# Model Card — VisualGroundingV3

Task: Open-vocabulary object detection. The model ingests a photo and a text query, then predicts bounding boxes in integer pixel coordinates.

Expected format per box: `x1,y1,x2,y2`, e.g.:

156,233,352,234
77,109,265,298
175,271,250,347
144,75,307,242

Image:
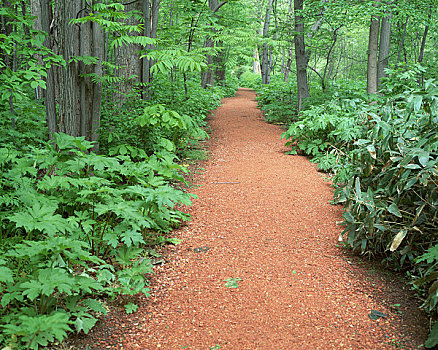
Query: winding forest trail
81,88,427,349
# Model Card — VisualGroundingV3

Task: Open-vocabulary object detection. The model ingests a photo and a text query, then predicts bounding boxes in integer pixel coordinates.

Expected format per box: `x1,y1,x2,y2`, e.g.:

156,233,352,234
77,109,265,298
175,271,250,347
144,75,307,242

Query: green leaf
426,322,438,348
75,315,98,334
0,266,14,284
387,202,402,217
224,277,242,288
124,302,138,314
82,299,108,315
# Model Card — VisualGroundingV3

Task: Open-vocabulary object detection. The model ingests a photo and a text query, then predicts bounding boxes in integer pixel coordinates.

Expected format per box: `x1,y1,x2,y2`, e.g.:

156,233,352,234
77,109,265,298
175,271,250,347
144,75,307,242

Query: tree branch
212,1,227,13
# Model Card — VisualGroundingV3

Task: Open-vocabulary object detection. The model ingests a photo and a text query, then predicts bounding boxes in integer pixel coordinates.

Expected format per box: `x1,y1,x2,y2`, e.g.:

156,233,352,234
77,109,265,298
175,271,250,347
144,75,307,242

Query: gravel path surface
78,88,428,349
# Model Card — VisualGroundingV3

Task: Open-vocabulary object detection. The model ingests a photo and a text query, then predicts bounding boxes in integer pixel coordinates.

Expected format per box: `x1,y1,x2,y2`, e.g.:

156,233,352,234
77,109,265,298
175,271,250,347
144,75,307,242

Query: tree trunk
396,16,408,65
201,0,227,89
39,0,57,138
294,0,309,111
366,2,380,95
142,0,160,98
261,0,273,85
377,13,391,87
253,46,261,74
113,1,143,104
56,0,104,150
418,6,432,64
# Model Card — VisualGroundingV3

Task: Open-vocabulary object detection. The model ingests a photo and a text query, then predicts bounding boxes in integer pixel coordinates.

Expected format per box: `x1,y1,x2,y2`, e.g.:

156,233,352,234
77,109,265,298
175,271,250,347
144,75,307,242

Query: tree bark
261,0,273,85
55,0,104,150
141,0,160,98
294,0,309,111
366,1,380,95
113,1,142,104
39,0,57,138
377,12,392,87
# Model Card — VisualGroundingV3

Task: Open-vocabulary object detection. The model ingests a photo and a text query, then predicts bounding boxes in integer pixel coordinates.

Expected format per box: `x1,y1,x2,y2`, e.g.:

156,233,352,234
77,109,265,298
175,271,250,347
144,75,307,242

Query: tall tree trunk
39,0,57,138
201,0,227,88
253,46,261,74
214,40,226,86
377,12,392,87
56,0,104,150
366,1,380,95
113,1,142,104
418,6,432,64
294,0,309,111
284,49,292,81
142,0,160,98
396,16,408,65
261,0,273,85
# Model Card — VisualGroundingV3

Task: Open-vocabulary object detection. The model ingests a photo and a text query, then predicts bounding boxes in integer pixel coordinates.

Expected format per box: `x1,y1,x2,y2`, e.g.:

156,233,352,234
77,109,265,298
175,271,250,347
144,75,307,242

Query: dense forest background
0,0,437,348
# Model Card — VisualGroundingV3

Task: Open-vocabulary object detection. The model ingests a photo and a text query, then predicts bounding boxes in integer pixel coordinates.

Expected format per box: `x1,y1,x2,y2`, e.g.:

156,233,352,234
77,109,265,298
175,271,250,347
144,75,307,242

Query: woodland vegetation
0,0,437,348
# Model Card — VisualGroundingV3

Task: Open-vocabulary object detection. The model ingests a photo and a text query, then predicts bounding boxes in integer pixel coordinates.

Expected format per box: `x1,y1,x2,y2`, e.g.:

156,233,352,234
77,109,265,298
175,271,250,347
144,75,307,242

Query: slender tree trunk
418,6,432,64
142,0,160,98
261,0,273,84
367,1,380,95
284,49,292,81
253,46,261,74
294,0,309,111
201,0,227,88
39,0,57,138
377,12,392,87
396,16,408,65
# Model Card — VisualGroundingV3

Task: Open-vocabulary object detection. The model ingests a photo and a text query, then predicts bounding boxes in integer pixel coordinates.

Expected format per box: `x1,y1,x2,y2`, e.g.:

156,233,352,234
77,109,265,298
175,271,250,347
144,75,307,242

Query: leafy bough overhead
0,133,194,349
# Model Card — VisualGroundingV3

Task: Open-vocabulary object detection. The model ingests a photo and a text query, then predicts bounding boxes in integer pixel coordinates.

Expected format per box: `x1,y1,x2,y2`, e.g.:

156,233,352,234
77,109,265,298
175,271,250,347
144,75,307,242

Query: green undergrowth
0,72,237,348
266,66,438,347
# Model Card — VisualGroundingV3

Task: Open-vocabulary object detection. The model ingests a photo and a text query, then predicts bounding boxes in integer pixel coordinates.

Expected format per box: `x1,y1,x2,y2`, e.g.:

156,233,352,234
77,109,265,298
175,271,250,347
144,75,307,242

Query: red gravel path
78,88,428,349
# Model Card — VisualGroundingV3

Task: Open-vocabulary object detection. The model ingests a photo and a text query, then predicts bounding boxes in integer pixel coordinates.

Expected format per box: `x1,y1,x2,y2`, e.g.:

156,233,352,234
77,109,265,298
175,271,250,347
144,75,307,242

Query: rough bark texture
377,13,392,87
294,0,309,111
367,6,380,95
113,1,142,104
56,0,104,150
261,0,273,85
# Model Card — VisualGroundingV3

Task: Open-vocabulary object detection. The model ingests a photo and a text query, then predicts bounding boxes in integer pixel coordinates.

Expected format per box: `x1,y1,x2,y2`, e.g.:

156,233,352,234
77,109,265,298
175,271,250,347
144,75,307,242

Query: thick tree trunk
377,13,392,87
261,0,273,85
113,1,143,104
56,0,104,150
294,0,309,111
366,4,380,95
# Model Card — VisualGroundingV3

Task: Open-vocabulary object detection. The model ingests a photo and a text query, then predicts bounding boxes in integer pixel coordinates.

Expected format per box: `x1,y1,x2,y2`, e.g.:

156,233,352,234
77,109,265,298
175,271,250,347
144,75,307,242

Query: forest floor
76,88,428,349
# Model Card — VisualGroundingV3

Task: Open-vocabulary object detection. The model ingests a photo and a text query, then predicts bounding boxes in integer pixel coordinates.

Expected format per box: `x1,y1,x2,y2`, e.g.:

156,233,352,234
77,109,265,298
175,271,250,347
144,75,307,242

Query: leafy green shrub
239,71,261,90
0,133,193,349
281,98,367,181
334,69,438,346
256,78,296,124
